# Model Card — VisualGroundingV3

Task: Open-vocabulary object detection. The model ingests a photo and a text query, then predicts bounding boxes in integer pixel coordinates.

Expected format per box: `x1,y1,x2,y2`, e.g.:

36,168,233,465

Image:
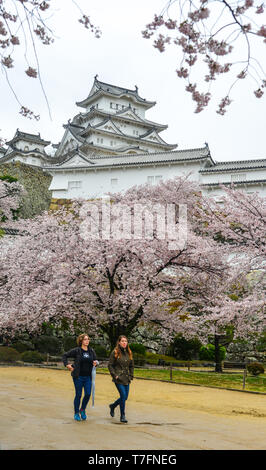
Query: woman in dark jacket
108,335,134,423
62,333,98,421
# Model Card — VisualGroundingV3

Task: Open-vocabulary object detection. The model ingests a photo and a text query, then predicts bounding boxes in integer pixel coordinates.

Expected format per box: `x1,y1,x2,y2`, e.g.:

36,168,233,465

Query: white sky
1,0,265,163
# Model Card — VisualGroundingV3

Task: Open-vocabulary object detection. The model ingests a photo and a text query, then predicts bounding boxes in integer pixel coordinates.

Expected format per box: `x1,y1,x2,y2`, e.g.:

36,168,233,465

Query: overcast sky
1,0,265,163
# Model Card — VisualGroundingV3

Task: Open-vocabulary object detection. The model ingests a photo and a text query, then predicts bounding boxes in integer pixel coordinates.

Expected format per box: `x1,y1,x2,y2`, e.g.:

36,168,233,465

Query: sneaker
74,413,81,421
80,409,87,420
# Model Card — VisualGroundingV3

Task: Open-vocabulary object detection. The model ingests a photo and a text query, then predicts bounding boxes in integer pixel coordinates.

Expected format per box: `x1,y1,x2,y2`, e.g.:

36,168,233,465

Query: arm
90,348,99,367
129,357,134,380
62,348,77,369
108,351,118,380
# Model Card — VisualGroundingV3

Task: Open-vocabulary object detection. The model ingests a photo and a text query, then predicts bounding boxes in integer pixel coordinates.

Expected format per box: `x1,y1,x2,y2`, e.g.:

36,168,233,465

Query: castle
1,76,265,200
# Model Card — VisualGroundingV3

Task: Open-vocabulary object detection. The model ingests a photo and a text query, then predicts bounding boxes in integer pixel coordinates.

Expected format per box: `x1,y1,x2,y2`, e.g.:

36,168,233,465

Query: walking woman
62,333,98,421
108,335,134,423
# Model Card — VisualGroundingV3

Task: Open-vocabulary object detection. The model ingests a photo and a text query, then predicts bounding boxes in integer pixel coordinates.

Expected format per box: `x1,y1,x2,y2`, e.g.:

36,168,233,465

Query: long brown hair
114,335,133,360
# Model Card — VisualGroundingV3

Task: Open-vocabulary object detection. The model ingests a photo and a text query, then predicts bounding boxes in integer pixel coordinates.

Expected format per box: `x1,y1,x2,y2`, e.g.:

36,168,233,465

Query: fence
130,360,249,390
165,362,248,390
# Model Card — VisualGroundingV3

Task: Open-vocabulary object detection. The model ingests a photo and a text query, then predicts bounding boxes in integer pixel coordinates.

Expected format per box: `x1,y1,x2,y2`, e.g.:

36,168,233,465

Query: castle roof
200,159,266,173
45,145,212,170
64,120,176,151
76,76,156,109
74,106,168,131
6,129,50,147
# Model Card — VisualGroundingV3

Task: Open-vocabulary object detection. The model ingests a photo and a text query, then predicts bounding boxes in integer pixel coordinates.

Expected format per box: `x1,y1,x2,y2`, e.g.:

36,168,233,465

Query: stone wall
0,161,52,219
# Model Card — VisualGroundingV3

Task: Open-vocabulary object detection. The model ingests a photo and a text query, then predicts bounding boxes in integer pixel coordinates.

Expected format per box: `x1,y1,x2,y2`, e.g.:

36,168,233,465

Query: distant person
108,335,134,423
62,334,98,421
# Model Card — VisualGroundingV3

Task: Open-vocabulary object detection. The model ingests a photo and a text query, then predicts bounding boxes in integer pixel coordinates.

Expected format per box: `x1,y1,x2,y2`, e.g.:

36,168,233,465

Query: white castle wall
49,161,202,199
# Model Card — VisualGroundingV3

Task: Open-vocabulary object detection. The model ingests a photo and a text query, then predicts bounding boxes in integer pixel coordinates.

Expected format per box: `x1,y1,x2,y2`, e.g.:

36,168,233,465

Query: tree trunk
214,334,223,373
103,324,128,350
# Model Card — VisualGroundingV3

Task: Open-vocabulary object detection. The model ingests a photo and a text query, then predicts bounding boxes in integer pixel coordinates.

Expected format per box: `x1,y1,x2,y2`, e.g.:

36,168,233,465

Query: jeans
73,376,92,414
113,383,130,416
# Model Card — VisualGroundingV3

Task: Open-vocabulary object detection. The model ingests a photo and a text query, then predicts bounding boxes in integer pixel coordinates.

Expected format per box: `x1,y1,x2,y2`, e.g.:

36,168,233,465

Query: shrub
90,343,109,358
0,346,21,362
21,351,44,363
199,344,226,361
168,334,202,360
145,352,178,365
63,336,77,351
247,362,265,376
129,343,146,356
34,335,62,355
11,340,34,353
132,353,146,366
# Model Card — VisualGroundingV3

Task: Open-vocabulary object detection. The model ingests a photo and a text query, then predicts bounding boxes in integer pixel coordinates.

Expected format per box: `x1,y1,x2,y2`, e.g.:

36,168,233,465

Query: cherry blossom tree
167,263,265,370
0,0,101,120
1,0,266,122
0,177,264,357
115,178,265,370
0,174,24,226
142,0,266,114
198,186,266,262
0,177,226,347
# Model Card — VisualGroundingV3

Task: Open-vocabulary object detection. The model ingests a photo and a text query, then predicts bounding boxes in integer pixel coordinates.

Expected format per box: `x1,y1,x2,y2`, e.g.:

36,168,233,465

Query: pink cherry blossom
0,177,264,356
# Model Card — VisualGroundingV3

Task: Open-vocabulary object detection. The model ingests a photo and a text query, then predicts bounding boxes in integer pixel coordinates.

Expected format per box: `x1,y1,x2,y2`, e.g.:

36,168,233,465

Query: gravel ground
1,366,266,450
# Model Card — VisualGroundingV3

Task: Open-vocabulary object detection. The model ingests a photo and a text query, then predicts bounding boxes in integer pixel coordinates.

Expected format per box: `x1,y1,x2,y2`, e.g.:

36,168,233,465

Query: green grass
98,367,266,394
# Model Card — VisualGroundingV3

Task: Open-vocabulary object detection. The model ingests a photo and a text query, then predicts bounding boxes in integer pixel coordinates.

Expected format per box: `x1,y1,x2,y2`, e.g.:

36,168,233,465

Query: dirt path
1,367,266,450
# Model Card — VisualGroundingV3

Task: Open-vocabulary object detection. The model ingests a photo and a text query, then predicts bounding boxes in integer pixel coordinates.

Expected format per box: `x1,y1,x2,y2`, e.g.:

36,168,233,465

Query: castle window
111,178,118,187
68,181,82,189
147,175,162,185
110,102,113,108
231,173,246,182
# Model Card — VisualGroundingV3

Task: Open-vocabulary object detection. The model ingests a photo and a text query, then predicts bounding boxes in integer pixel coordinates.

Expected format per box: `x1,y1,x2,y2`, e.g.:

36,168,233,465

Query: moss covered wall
0,162,52,219
49,198,73,211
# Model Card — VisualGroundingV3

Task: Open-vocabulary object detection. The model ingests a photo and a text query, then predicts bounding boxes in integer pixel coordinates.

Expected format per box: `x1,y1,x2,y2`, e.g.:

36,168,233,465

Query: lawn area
98,367,266,394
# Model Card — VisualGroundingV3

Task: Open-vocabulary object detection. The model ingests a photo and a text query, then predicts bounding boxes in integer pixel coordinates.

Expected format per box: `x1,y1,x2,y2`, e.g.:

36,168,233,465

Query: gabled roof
76,76,156,109
6,129,50,147
202,179,266,187
0,146,55,163
73,116,176,150
139,128,171,145
45,146,211,171
73,106,168,131
50,149,96,168
80,118,125,137
114,106,168,130
55,123,86,156
80,124,177,150
200,158,266,173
